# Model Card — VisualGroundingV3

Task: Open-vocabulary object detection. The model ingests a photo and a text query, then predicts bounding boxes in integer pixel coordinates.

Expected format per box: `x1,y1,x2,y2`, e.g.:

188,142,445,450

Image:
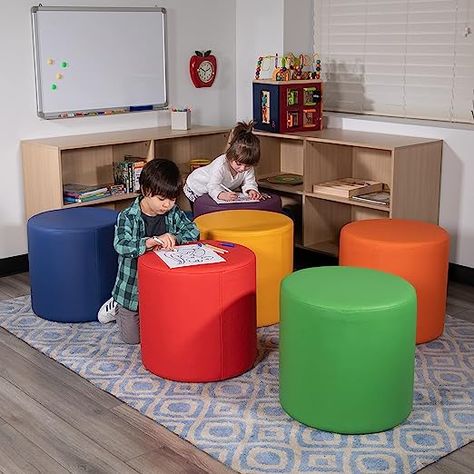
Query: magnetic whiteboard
31,6,168,119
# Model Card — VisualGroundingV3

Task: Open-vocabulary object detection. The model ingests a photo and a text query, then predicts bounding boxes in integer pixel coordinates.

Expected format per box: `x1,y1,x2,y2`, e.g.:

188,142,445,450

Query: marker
153,236,176,251
205,243,228,254
130,105,153,111
205,245,226,255
219,184,234,193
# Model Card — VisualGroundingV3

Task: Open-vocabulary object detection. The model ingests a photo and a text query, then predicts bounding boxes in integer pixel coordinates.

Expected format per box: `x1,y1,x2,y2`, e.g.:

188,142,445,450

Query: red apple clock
189,50,217,88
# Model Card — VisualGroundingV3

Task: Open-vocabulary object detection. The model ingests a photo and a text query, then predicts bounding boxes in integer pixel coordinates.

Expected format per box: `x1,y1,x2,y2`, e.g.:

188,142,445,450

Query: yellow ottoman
195,210,293,327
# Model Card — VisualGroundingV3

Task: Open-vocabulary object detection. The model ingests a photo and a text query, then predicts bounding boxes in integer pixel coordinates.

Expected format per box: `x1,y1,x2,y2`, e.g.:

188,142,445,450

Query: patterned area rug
0,295,473,474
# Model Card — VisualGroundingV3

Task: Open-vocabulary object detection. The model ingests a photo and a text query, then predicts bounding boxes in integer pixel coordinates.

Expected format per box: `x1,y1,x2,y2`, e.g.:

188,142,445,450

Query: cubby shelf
255,128,442,257
21,126,230,219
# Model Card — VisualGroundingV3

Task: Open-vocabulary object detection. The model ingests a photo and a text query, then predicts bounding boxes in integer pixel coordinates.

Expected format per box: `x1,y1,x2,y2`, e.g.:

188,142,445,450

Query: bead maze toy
253,52,323,134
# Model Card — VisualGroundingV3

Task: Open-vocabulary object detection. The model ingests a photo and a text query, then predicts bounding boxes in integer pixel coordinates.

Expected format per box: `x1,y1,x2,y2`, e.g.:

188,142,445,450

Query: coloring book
154,244,225,269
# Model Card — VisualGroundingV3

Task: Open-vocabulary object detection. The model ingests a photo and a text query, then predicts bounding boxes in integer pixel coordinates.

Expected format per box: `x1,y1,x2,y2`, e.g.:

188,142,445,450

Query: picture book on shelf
312,178,383,198
351,191,390,206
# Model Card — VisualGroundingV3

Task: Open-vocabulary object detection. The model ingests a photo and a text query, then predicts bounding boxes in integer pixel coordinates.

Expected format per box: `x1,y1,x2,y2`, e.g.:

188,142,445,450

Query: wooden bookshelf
255,128,442,257
21,126,230,219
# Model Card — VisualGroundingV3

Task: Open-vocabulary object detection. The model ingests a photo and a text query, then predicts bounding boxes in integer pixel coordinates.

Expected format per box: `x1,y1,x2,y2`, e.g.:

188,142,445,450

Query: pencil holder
171,110,191,130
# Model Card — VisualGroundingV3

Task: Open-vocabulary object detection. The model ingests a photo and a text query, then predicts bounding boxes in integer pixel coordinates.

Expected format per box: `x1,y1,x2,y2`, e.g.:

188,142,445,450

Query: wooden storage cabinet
21,126,230,219
256,129,442,257
256,134,304,195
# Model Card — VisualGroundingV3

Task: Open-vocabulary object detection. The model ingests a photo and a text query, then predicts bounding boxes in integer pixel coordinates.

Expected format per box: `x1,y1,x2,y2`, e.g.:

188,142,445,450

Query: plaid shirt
111,197,199,311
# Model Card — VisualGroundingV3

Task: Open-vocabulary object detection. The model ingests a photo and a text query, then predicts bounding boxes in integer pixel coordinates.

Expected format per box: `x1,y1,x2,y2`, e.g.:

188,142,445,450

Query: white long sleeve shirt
184,154,258,201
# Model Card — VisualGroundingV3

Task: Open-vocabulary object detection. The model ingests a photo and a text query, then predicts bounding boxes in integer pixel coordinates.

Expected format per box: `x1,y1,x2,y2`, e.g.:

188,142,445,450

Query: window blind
314,0,474,123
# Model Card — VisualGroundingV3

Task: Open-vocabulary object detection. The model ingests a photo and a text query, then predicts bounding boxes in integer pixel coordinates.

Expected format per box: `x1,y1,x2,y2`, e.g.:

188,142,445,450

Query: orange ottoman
339,219,449,344
138,241,257,382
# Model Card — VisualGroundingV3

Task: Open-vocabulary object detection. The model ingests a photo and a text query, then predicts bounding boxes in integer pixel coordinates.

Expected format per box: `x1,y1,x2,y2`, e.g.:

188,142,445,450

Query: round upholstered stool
280,266,416,434
138,241,257,382
195,210,293,327
27,207,118,323
192,192,282,219
339,219,449,344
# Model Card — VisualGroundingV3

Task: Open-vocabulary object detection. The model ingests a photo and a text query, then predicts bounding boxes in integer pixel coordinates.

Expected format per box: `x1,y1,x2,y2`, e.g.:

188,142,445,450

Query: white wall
0,0,236,259
236,0,314,121
326,114,474,268
236,0,284,121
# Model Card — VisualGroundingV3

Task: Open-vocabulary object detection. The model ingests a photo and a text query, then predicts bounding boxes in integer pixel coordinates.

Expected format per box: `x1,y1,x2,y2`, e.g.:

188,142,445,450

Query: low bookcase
255,128,442,256
21,126,230,219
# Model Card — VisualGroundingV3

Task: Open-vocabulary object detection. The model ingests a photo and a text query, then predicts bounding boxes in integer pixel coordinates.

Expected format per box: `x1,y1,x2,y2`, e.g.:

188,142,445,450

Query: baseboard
1,252,473,287
0,254,29,278
449,262,474,286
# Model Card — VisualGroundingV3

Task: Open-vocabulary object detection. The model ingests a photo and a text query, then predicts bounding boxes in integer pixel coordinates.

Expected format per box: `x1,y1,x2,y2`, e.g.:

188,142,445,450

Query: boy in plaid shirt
98,159,199,343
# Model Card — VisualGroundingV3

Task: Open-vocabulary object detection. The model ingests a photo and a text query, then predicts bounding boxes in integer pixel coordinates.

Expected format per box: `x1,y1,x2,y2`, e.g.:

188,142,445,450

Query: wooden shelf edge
62,192,139,209
305,192,391,212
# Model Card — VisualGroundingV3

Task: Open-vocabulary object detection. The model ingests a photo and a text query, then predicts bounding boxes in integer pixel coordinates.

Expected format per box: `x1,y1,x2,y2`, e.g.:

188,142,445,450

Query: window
314,0,474,123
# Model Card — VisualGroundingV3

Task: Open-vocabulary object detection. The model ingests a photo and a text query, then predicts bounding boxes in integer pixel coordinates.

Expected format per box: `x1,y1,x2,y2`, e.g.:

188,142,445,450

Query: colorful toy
253,79,323,133
255,52,322,81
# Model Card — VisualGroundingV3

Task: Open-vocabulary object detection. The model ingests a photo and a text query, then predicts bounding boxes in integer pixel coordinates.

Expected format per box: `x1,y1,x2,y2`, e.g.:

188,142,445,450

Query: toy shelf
21,126,230,218
256,128,442,257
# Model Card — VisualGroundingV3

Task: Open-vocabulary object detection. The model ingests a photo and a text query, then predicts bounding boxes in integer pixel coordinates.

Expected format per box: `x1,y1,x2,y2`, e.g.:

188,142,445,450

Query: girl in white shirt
184,121,262,202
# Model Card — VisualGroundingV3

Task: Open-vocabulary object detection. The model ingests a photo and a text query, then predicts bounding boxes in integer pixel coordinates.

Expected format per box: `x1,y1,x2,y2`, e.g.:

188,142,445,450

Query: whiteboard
31,6,168,119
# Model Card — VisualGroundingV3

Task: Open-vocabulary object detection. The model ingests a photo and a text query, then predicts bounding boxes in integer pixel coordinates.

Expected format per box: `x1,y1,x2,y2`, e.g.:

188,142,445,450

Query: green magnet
51,83,57,90
61,61,68,68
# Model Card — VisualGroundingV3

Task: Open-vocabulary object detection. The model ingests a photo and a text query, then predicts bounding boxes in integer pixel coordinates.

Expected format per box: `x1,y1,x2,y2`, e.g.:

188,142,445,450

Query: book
154,244,225,269
63,183,109,198
312,178,383,198
351,191,390,206
212,192,267,204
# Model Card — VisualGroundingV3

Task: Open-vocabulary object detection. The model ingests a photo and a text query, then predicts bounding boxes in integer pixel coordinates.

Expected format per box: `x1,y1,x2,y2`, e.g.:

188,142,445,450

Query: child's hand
247,189,262,200
155,233,176,250
218,191,238,201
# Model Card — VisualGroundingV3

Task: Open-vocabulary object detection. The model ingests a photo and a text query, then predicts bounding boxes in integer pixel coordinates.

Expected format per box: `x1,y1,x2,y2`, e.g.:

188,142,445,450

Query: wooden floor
0,273,472,473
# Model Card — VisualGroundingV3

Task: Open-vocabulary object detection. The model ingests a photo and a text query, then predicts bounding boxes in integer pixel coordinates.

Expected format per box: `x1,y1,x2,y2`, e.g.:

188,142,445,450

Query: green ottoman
280,266,416,434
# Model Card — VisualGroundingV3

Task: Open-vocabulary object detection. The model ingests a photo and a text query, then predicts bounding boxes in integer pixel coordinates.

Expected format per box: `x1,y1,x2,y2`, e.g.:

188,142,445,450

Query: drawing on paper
154,244,225,269
213,192,263,204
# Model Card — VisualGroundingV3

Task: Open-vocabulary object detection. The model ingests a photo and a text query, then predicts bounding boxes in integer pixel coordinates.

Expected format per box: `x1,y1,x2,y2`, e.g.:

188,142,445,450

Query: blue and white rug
0,295,473,473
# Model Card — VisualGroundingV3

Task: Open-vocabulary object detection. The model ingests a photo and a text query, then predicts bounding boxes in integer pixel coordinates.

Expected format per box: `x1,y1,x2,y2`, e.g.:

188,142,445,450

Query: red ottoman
193,192,282,218
138,241,257,382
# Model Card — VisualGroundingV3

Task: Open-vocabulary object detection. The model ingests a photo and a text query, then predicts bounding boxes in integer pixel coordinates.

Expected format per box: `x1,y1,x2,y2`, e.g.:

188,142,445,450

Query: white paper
212,192,261,204
154,244,225,269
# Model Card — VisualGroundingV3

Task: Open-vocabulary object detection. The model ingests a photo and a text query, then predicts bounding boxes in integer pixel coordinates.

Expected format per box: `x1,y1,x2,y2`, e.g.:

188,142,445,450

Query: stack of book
351,191,390,206
63,184,111,204
113,156,146,193
312,178,384,198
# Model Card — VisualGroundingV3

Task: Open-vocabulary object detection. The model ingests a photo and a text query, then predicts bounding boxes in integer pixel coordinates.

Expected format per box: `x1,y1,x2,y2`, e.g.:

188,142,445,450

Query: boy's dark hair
226,120,260,166
139,158,181,199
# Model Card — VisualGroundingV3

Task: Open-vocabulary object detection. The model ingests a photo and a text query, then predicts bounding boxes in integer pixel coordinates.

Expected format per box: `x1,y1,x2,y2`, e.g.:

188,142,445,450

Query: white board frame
31,5,168,119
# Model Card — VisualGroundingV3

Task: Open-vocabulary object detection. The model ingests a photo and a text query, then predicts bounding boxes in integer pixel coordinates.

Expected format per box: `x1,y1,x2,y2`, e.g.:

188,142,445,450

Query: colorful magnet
47,58,54,65
51,83,57,90
61,61,68,68
56,73,63,80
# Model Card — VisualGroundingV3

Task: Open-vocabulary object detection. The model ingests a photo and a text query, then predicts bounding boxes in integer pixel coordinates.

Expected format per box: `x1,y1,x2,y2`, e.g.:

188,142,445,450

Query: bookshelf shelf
305,192,391,212
21,126,230,219
256,128,442,257
62,192,140,209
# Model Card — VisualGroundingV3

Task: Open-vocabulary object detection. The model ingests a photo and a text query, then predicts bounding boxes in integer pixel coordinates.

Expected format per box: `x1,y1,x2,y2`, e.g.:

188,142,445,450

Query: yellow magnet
47,58,54,65
56,73,63,80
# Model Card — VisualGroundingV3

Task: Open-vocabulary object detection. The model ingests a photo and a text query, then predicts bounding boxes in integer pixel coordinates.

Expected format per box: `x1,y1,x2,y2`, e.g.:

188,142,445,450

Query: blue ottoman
27,208,118,322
